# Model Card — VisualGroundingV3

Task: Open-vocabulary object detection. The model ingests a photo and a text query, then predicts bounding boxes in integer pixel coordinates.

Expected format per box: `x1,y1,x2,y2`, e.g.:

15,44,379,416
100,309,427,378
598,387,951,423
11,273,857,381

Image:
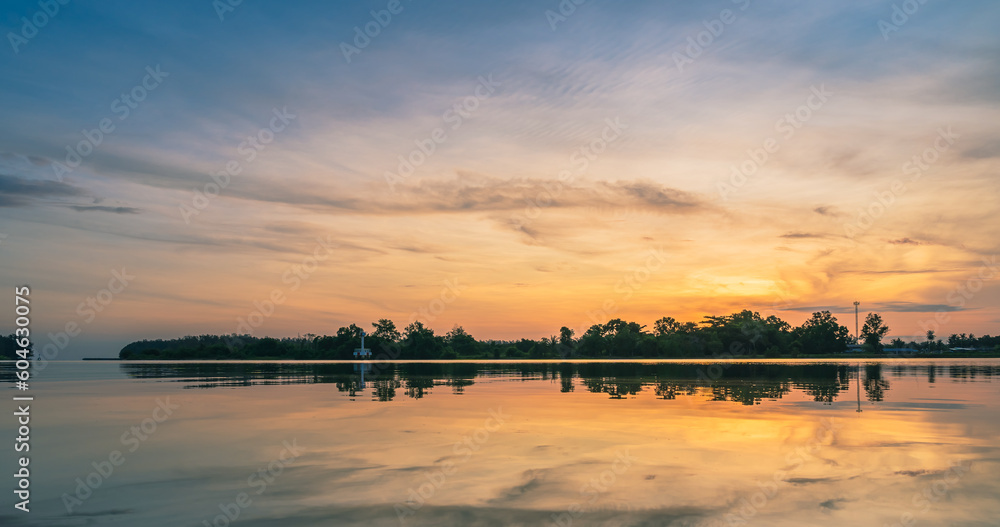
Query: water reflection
118,361,1000,405
3,360,998,527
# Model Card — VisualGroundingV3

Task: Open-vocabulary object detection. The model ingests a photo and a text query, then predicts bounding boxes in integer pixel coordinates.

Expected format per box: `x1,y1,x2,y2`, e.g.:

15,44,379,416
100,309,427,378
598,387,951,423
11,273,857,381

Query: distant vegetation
1,334,33,360
117,310,1000,360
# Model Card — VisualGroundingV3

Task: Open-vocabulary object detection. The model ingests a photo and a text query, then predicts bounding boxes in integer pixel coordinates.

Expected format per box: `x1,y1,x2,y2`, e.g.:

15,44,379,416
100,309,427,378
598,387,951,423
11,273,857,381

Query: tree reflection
559,363,575,393
654,383,697,400
115,361,1000,405
708,382,792,405
372,378,401,401
793,365,850,404
864,364,891,402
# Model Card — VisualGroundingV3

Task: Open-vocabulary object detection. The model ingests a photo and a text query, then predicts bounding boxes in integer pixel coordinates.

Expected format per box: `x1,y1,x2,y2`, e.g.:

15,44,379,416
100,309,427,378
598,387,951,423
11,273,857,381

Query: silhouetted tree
445,326,478,357
371,319,401,342
793,311,850,354
2,334,33,360
653,317,681,336
404,321,442,359
861,313,890,353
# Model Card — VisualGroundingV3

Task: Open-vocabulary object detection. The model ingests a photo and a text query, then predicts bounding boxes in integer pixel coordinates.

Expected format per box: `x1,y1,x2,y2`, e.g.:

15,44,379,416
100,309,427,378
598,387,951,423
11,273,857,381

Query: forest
113,310,1000,361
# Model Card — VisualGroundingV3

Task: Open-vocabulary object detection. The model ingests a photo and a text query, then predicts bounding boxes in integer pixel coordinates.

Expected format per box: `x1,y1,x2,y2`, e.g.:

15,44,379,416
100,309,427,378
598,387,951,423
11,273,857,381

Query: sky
1,0,998,357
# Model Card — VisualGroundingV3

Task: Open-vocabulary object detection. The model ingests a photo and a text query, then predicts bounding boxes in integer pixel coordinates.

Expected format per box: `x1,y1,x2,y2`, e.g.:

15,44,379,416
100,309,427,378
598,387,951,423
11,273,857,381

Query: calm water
2,359,999,526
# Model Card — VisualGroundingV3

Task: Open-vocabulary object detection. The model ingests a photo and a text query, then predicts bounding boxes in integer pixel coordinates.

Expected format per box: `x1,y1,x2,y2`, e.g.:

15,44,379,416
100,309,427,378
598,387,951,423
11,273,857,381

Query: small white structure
354,330,371,358
353,330,372,391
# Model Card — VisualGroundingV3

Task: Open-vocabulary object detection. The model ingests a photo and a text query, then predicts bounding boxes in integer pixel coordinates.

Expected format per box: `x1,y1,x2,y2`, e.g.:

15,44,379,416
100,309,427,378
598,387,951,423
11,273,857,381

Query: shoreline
53,352,1000,363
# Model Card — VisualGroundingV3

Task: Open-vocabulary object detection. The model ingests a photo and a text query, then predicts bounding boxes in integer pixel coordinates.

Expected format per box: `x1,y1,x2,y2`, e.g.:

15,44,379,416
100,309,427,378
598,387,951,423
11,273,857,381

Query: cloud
8,152,705,221
961,141,1000,160
597,180,704,210
380,174,707,216
0,173,86,207
0,159,134,214
819,498,849,510
872,302,965,313
489,469,547,505
787,477,839,485
783,305,851,313
888,238,921,245
895,469,933,477
390,243,444,254
813,206,839,217
202,503,714,527
69,205,141,214
786,302,966,314
781,232,828,239
845,269,954,275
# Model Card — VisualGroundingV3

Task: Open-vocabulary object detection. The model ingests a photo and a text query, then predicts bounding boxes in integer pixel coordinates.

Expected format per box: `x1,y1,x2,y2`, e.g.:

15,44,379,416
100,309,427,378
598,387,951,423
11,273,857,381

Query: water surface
2,359,998,526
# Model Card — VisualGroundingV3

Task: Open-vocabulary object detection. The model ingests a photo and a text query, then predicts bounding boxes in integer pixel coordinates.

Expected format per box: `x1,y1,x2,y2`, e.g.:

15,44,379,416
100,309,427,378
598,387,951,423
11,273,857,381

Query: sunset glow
1,1,998,356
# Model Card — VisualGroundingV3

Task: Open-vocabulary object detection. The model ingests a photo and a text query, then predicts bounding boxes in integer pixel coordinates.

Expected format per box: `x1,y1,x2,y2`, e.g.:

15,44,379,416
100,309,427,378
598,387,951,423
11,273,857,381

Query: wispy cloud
0,173,85,207
781,232,828,239
377,175,708,216
69,205,141,214
873,302,966,313
813,206,840,217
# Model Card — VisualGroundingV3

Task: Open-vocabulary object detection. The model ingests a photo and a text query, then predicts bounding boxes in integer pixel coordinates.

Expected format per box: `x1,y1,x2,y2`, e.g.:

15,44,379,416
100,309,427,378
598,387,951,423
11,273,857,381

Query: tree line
1,334,32,360
115,310,999,360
